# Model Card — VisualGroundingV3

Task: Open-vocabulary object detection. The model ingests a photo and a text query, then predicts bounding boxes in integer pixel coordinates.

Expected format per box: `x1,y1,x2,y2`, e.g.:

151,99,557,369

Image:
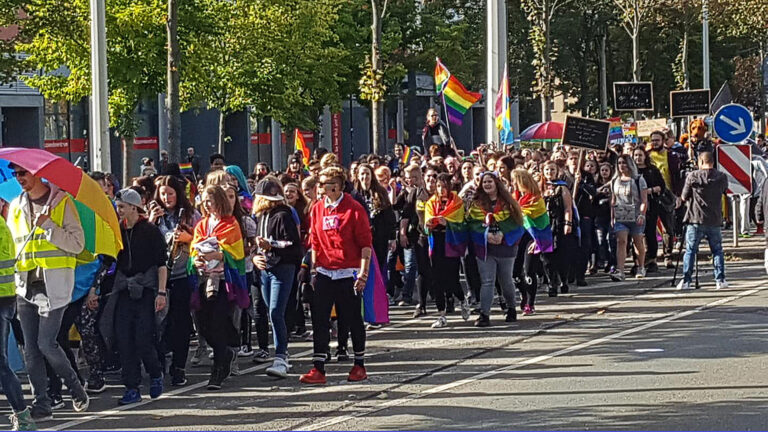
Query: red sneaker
299,368,326,384
757,225,764,235
347,365,368,382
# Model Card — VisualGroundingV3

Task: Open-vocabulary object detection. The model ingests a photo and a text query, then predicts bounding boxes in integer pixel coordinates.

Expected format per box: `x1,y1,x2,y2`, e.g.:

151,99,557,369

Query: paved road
5,259,768,431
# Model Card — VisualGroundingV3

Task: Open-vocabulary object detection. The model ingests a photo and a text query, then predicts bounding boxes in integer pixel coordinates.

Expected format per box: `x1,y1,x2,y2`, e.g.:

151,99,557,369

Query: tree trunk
682,30,690,90
632,1,641,81
541,9,552,122
166,0,181,164
599,33,608,117
218,111,226,155
122,136,134,187
370,1,385,155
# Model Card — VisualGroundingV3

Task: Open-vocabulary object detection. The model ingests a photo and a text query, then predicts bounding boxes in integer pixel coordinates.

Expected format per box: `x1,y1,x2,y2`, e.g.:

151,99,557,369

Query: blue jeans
260,263,295,358
595,217,615,267
683,224,725,283
476,254,516,315
0,300,26,412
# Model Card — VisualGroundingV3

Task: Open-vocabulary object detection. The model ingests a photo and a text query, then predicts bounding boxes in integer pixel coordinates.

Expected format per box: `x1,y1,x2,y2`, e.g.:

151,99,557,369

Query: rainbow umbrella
0,148,122,259
519,121,564,141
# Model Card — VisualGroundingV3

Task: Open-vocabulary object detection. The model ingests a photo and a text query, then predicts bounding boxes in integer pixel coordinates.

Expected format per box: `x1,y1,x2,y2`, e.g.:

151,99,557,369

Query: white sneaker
635,268,646,279
231,360,240,376
431,316,447,328
238,346,254,357
460,300,471,321
715,280,728,290
265,358,290,378
676,280,692,291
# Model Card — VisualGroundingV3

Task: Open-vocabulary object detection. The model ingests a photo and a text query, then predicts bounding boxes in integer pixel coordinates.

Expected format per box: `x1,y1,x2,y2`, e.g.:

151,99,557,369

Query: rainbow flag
435,59,481,126
467,201,524,261
362,251,389,324
401,145,413,165
188,215,250,310
518,193,554,254
494,65,514,145
425,191,467,258
434,57,451,93
179,162,193,175
295,129,310,169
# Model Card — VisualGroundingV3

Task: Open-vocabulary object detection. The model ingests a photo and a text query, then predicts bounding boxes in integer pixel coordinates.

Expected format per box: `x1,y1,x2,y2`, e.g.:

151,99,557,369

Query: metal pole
349,94,355,163
66,100,72,162
702,0,710,90
486,0,497,145
732,196,739,247
89,0,111,172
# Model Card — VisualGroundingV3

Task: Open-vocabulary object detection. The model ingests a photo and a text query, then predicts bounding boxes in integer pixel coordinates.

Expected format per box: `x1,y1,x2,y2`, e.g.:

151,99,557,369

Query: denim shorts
614,221,645,235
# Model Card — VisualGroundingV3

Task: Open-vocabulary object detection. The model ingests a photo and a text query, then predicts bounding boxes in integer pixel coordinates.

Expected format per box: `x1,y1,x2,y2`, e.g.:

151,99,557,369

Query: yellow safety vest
0,216,16,297
9,195,77,272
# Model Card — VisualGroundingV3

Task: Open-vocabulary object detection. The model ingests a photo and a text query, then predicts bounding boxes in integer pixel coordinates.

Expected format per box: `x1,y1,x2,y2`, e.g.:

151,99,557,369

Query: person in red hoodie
300,166,373,384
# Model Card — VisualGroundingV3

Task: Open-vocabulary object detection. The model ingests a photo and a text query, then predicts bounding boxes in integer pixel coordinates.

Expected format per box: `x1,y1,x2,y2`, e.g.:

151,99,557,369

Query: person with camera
677,152,729,291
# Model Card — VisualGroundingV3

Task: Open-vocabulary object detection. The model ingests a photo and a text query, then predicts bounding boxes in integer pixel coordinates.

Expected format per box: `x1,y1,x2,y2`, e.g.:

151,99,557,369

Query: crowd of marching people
1,110,763,430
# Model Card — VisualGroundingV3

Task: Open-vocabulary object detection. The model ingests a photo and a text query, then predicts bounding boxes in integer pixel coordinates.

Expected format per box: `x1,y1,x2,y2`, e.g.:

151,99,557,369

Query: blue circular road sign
714,104,754,144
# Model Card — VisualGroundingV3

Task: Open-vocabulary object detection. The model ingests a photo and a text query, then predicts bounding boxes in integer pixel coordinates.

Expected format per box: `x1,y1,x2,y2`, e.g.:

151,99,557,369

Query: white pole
486,0,507,145
89,0,111,172
702,0,710,90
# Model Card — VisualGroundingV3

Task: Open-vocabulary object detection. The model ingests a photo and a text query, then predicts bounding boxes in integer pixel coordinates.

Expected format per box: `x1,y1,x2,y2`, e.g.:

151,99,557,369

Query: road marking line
300,286,763,431
51,314,433,431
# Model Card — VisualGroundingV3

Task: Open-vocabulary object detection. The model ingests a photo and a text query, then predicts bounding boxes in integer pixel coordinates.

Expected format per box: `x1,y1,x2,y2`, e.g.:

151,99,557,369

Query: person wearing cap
300,166,372,385
286,154,306,183
111,188,168,405
7,163,90,421
252,178,302,378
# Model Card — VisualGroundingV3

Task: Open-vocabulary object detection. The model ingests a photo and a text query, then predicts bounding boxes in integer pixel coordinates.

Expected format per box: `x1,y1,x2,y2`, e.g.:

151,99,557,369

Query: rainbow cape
362,251,389,324
425,191,467,258
467,201,524,261
187,215,249,310
518,193,553,254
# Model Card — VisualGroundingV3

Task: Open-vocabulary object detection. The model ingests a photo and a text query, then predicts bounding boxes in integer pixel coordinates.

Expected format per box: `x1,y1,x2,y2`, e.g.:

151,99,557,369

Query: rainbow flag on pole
179,162,193,175
401,145,413,165
495,65,514,145
434,58,482,126
295,129,310,169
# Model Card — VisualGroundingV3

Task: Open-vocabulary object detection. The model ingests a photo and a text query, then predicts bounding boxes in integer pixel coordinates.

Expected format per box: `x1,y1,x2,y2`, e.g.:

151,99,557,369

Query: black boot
474,313,490,327
560,284,569,294
505,308,517,322
171,367,187,386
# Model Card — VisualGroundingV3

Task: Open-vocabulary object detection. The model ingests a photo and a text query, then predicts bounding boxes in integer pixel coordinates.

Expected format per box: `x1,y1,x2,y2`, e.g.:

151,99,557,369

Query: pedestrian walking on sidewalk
677,152,729,291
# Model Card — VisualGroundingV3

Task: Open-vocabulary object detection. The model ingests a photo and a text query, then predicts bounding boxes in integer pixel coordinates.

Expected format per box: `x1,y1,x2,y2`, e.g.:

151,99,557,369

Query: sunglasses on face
12,170,29,178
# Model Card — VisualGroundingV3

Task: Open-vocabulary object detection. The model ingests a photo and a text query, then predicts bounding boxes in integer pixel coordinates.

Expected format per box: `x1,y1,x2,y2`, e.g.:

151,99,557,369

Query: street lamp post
89,0,111,172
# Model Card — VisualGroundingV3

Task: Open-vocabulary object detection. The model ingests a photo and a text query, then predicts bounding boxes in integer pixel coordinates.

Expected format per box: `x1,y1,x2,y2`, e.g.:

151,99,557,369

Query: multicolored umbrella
0,148,122,259
519,121,564,141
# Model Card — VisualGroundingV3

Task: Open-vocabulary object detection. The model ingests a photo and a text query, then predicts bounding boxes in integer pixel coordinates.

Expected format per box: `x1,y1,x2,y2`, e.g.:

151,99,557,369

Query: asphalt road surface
5,259,768,431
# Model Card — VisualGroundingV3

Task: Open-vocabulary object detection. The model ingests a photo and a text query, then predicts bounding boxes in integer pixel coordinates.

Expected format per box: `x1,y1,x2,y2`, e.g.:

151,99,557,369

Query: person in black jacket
564,151,597,286
252,178,302,379
755,175,768,274
422,108,456,158
634,147,667,273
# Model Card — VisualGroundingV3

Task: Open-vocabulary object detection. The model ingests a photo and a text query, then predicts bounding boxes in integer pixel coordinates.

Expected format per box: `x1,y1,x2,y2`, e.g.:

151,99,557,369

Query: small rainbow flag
362,251,389,324
435,58,481,126
401,145,412,165
179,162,193,174
295,129,310,169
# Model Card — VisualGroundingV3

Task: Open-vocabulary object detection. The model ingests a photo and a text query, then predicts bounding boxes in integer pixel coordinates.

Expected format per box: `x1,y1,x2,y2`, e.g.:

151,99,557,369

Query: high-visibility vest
0,217,16,297
9,195,77,272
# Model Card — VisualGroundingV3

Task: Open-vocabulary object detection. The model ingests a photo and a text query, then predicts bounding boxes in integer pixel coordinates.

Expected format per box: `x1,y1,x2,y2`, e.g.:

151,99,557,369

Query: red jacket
310,193,372,270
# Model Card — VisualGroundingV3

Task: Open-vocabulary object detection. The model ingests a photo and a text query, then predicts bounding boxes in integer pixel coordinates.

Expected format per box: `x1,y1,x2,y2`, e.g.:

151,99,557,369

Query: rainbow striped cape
467,201,524,261
362,251,389,324
425,192,467,258
188,215,249,310
518,193,553,254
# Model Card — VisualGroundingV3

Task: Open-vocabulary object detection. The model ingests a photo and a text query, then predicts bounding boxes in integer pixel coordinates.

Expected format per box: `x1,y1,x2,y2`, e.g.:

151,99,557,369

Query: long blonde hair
512,169,541,197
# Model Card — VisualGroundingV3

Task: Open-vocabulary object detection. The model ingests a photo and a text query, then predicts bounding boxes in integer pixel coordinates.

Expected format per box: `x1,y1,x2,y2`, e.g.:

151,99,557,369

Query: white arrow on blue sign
713,103,754,144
